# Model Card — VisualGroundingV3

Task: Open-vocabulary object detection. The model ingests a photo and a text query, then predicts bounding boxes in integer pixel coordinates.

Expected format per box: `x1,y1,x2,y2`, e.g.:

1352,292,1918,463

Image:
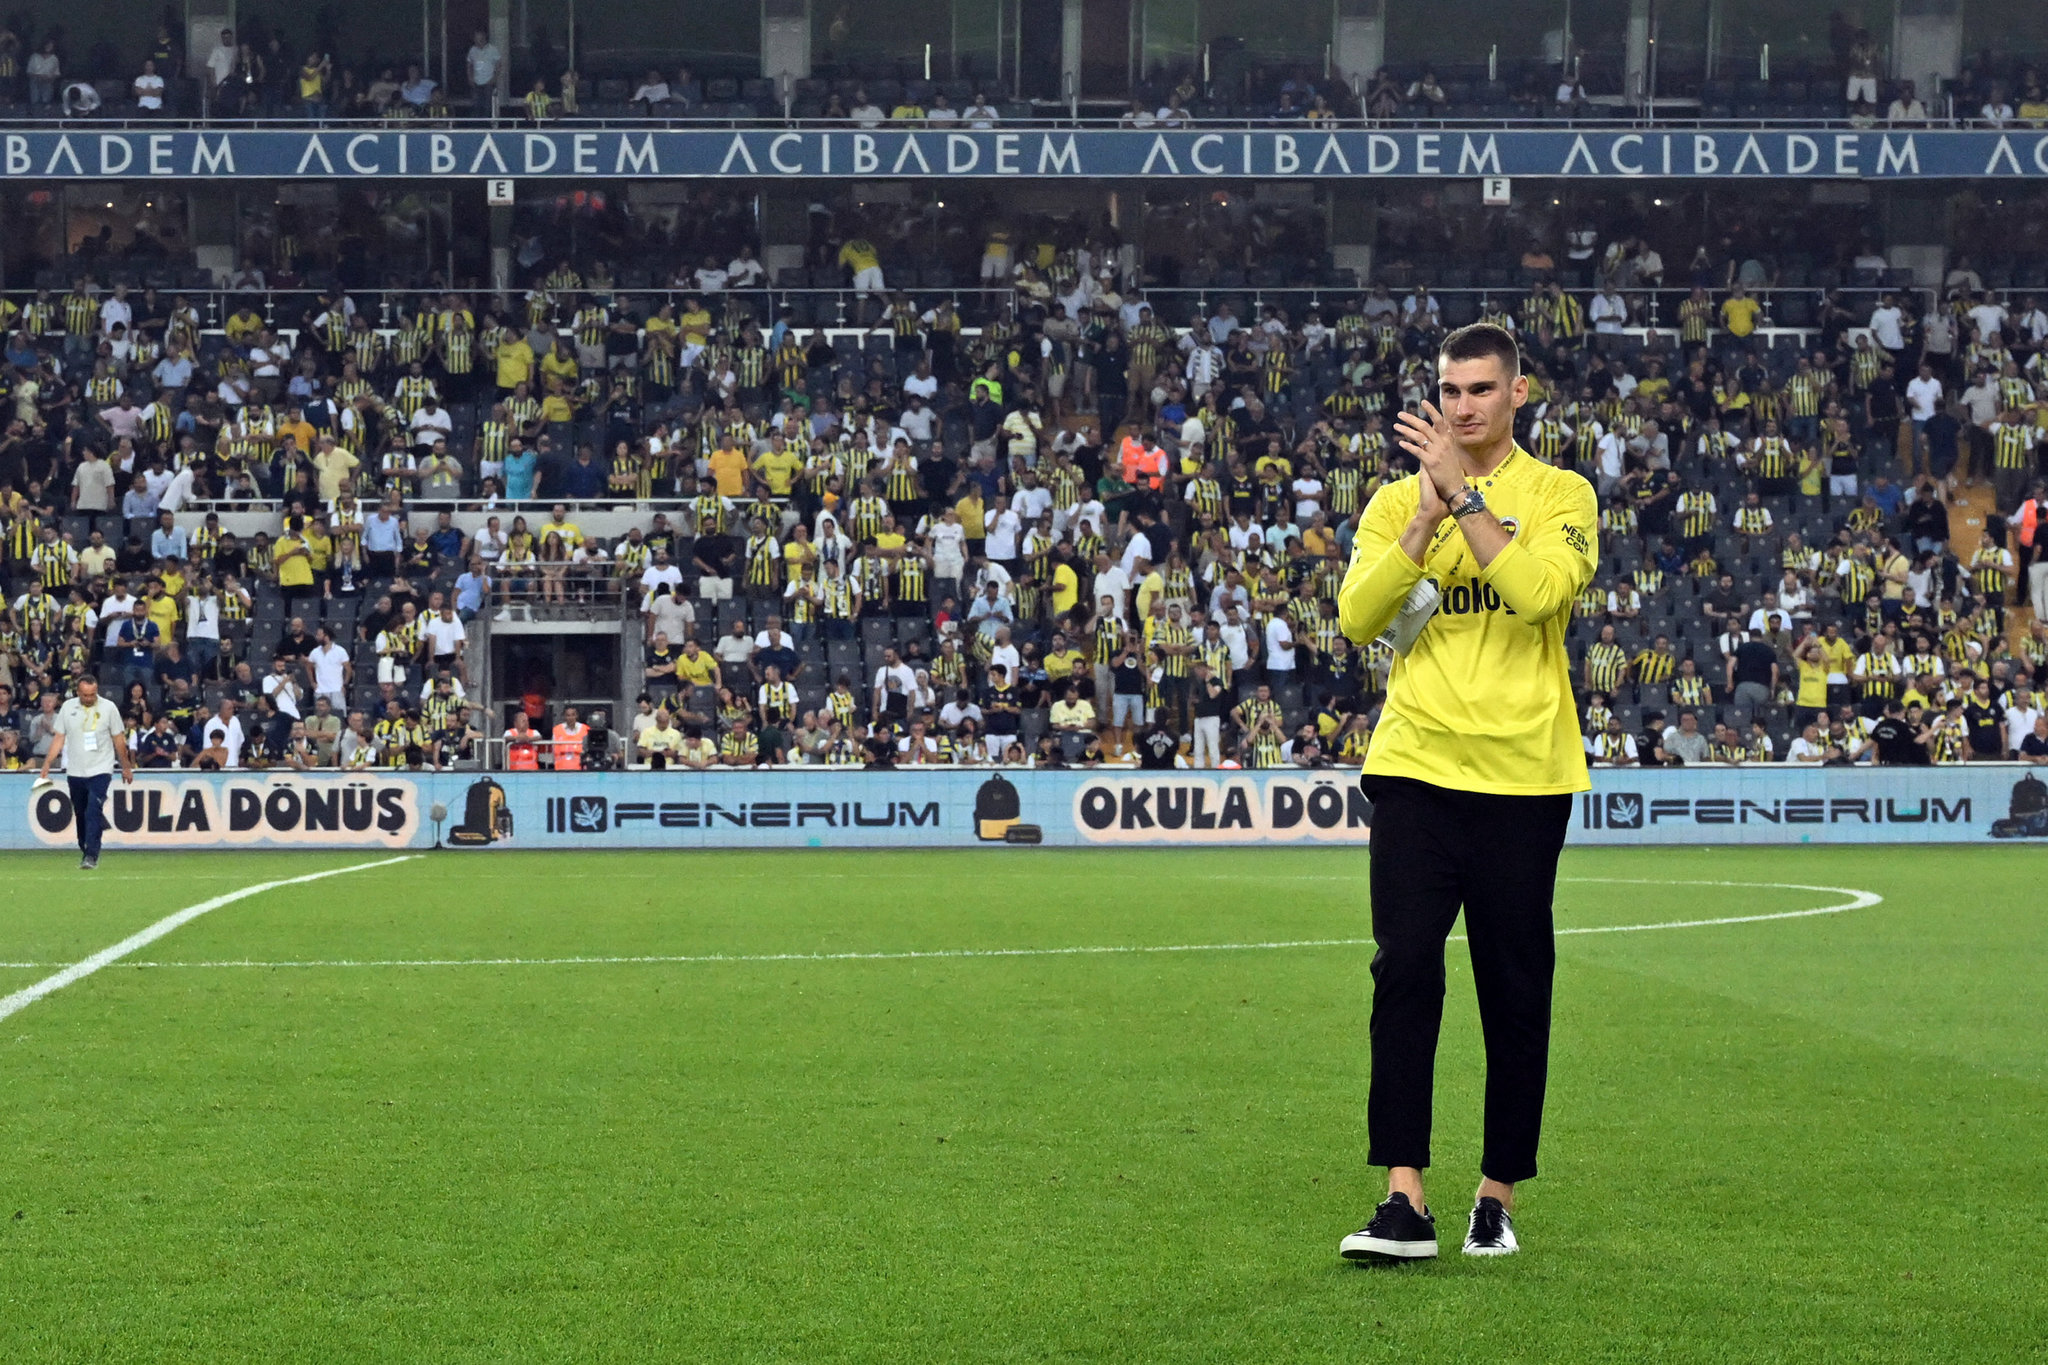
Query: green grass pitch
0,845,2042,1363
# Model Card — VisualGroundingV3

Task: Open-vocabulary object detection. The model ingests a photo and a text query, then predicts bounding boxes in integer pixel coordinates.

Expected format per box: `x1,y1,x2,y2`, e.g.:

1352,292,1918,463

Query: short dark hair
1439,322,1521,379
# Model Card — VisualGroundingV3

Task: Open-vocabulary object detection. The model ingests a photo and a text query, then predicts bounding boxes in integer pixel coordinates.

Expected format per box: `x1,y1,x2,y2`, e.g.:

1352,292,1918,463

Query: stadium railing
0,107,1988,132
20,286,1937,340
488,562,635,615
479,727,626,770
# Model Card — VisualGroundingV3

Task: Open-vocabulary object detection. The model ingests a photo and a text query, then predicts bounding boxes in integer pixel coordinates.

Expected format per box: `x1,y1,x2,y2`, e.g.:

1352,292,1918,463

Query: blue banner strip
5,766,2040,850
0,128,2039,180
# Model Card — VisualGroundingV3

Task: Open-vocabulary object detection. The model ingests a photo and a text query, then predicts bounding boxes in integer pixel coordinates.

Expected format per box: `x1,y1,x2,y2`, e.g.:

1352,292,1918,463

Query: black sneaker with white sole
1338,1192,1438,1262
1462,1196,1518,1256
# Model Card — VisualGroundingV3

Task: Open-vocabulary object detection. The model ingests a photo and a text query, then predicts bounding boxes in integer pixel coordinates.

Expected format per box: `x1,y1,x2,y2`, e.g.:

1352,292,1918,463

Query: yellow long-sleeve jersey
1338,448,1599,795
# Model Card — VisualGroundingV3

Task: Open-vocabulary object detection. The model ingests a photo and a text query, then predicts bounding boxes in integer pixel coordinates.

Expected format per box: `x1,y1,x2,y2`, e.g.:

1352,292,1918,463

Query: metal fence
0,107,1991,134
3,284,1938,336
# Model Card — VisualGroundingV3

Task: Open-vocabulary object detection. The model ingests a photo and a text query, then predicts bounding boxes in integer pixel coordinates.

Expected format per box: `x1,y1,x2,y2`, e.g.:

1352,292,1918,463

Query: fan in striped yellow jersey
1668,660,1714,706
1630,637,1677,689
5,509,42,566
1581,626,1629,695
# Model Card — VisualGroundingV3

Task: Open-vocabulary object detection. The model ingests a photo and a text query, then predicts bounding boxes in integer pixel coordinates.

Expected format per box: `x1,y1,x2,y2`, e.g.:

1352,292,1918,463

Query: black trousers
68,773,112,859
1363,775,1573,1185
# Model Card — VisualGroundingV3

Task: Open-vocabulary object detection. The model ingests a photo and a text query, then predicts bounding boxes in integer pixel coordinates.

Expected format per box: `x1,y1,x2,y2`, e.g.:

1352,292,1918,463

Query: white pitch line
0,856,417,1022
47,878,1878,972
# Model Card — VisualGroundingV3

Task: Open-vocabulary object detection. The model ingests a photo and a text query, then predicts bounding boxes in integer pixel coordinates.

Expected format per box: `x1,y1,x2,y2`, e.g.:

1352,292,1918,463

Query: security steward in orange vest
506,711,542,770
1120,432,1165,491
551,706,589,772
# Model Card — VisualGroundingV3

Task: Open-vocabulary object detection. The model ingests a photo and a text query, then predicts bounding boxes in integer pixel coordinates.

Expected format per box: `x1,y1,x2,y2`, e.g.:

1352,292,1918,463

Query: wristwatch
1448,486,1488,519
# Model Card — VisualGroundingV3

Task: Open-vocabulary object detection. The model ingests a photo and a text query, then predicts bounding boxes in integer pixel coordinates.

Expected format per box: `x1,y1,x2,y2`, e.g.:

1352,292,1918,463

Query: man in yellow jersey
1334,323,1597,1264
494,326,535,398
837,236,885,299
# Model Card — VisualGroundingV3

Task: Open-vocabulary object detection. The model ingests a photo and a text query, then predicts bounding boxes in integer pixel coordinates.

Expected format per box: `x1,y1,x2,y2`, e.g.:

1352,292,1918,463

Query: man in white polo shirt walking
37,675,135,870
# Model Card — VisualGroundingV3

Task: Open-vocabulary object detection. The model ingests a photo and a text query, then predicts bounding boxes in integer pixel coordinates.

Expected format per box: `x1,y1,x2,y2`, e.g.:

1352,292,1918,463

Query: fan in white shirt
2005,694,2042,758
1786,728,1827,763
158,464,197,513
133,64,166,110
1589,290,1630,333
263,665,304,720
1090,565,1131,618
1905,373,1943,422
99,592,139,645
726,253,765,288
410,403,455,450
639,559,684,594
1968,299,2010,341
471,522,509,563
202,709,247,768
1264,616,1297,674
984,505,1023,561
306,640,352,703
1290,475,1325,522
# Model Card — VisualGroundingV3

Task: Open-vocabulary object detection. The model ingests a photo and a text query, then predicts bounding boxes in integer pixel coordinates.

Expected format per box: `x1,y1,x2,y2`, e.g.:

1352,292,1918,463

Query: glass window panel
1570,0,1633,98
62,186,189,261
1714,0,1890,73
4,187,67,284
1385,0,1559,71
1962,3,2048,69
1649,0,1710,94
238,0,423,69
816,0,953,72
578,3,760,74
951,0,1004,90
1199,0,1329,68
1140,0,1202,82
512,0,575,86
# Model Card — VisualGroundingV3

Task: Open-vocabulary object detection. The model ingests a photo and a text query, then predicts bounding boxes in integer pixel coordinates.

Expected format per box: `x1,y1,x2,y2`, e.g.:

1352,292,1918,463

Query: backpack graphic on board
1989,775,2048,839
973,774,1041,843
448,777,514,846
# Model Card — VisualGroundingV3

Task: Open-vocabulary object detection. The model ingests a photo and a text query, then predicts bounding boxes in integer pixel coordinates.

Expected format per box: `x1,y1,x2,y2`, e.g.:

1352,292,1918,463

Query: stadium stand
0,6,2041,128
0,2,2045,777
3,188,2046,776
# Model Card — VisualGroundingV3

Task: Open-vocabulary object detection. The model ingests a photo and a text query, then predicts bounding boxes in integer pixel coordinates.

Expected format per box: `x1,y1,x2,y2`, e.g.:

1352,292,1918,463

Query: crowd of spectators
6,15,2048,128
1555,277,2048,767
1,196,2046,774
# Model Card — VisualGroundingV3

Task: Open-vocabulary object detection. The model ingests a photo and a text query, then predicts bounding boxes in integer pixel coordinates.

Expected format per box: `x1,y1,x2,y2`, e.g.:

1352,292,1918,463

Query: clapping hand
1394,400,1467,505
